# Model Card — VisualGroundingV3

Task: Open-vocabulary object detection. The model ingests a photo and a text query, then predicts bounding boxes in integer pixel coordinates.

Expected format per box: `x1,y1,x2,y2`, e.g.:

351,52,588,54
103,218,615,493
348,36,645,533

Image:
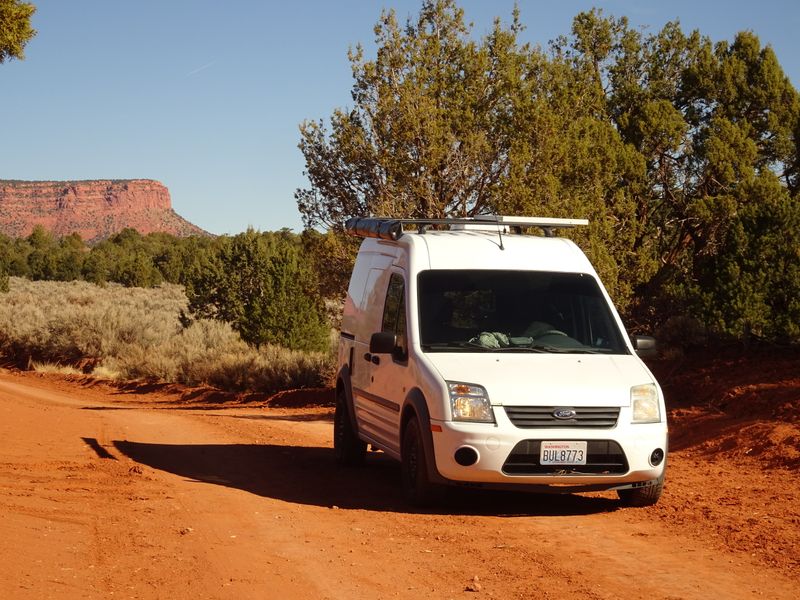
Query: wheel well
400,388,429,443
399,389,448,486
335,368,359,434
400,405,417,440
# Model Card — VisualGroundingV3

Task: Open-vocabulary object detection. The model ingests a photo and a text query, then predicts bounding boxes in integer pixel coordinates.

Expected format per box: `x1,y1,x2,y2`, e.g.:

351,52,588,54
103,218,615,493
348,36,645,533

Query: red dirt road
0,369,797,600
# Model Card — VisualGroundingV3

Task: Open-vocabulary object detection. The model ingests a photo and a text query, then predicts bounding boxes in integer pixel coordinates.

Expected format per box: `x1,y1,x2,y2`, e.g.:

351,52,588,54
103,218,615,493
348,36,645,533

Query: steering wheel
536,329,568,337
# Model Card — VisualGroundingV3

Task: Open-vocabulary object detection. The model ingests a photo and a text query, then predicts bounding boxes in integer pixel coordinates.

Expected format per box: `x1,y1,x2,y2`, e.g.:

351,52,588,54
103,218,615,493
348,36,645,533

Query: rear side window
381,273,408,361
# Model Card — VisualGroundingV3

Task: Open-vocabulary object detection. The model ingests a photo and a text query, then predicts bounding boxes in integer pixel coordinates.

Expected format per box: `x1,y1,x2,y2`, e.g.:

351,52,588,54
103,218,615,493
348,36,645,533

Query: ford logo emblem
553,408,577,420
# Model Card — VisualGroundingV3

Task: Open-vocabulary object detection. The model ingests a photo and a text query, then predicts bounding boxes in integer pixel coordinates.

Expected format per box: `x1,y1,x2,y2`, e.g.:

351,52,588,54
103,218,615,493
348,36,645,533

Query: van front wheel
401,416,444,506
334,390,366,466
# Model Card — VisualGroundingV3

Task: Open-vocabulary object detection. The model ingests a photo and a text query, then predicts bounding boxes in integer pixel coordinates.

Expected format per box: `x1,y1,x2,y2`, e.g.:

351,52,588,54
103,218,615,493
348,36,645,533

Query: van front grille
505,406,619,429
502,440,628,475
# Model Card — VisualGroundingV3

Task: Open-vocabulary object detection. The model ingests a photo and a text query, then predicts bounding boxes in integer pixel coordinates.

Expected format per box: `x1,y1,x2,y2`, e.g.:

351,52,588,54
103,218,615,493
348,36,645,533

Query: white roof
372,230,596,275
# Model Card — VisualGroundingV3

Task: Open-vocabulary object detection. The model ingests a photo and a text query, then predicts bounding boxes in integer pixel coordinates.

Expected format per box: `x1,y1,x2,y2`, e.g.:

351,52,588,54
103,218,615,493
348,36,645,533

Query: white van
335,216,666,506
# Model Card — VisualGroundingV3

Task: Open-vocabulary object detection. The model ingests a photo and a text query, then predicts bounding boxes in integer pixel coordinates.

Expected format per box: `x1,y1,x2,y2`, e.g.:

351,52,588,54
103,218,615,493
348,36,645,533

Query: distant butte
0,179,209,242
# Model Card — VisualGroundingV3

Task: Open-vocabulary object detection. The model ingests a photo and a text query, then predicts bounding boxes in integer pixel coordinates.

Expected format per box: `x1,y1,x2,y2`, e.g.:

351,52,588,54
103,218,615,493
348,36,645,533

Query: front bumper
430,405,667,491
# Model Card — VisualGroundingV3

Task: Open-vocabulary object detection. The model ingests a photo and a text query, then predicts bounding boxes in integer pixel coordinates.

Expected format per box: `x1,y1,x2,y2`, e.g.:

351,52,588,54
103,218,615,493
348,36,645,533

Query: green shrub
186,229,331,352
0,278,333,393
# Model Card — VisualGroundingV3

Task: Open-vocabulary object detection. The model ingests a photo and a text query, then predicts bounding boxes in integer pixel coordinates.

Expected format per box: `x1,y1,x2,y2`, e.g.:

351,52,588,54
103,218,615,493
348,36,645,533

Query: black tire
617,476,664,507
401,416,444,506
334,389,366,466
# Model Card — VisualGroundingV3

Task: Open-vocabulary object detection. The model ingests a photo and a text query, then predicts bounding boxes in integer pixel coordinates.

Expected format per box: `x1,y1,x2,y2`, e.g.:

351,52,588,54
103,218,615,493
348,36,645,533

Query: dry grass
31,362,83,376
0,278,333,394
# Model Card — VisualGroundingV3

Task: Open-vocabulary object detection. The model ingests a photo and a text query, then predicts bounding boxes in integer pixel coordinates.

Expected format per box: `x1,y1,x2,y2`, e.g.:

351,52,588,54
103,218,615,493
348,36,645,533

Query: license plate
540,441,587,465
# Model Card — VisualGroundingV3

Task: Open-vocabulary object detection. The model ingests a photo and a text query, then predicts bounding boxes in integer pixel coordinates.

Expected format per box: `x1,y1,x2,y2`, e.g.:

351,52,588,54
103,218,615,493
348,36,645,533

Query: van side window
381,273,408,361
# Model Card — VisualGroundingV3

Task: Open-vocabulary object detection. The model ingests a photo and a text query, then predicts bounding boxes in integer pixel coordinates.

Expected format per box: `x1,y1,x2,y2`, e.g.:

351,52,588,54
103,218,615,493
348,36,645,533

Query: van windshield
418,270,629,354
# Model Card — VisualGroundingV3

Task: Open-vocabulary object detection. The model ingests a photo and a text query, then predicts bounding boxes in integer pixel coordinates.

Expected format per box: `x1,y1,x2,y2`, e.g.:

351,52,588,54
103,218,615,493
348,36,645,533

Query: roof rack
344,215,589,240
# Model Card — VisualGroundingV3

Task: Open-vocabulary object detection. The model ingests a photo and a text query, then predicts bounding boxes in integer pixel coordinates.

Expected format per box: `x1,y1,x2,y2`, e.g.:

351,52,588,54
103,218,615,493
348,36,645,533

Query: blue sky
2,1,798,235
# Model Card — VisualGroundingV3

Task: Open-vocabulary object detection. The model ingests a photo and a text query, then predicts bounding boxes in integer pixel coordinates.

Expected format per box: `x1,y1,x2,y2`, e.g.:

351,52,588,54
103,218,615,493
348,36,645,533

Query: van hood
423,353,654,407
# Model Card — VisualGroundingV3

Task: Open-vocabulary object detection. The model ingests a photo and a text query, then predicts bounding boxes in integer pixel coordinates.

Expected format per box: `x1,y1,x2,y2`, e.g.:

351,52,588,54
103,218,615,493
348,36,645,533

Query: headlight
448,382,494,423
631,384,661,423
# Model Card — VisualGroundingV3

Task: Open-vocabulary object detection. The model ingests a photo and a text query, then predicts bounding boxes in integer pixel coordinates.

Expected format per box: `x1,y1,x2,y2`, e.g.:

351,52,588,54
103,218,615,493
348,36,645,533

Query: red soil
0,346,797,598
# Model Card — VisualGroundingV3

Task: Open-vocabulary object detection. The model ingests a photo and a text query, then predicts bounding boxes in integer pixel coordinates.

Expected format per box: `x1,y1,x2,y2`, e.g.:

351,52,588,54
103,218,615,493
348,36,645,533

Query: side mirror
370,331,397,354
633,335,658,359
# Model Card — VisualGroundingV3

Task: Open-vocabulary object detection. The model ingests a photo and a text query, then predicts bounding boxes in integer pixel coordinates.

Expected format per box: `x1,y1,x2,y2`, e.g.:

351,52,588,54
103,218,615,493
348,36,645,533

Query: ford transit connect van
335,215,666,506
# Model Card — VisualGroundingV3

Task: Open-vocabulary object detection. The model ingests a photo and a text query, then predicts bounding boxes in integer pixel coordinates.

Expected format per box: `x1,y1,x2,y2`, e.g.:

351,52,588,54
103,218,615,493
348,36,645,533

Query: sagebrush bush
0,278,333,394
0,278,187,365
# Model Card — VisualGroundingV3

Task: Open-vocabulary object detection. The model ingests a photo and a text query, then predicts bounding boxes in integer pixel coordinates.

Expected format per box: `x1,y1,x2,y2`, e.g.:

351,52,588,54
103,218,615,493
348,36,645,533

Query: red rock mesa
0,179,208,242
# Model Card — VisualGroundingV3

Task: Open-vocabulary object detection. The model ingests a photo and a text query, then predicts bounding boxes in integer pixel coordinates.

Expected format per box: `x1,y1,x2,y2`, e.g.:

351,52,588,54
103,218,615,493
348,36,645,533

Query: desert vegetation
2,0,799,395
297,0,800,344
0,226,331,352
0,277,333,393
0,226,335,392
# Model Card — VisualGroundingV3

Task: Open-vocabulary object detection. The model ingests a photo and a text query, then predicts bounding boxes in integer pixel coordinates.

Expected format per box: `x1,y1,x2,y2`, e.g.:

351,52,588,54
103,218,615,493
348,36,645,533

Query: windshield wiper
482,346,550,353
528,345,606,354
422,342,492,352
423,342,609,354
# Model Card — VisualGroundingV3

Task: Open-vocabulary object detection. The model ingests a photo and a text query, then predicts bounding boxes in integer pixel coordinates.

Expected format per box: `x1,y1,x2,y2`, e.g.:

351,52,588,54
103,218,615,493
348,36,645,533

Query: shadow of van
113,439,619,517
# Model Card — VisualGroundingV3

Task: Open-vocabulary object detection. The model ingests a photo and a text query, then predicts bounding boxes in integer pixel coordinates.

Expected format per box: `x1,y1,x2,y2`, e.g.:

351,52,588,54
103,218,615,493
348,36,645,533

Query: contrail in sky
185,60,218,77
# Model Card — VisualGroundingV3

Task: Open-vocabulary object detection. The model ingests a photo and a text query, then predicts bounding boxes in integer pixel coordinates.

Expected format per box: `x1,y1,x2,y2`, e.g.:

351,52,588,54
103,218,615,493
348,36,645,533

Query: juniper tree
0,0,35,64
186,230,330,352
297,1,800,340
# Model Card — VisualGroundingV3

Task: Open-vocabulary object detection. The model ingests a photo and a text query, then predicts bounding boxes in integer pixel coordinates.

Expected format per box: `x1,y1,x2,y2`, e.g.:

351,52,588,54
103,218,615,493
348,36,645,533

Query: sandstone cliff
0,179,208,242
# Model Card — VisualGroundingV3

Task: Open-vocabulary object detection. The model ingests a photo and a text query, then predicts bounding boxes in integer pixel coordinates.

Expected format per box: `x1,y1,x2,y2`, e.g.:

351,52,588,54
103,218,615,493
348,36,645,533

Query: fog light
650,448,665,466
454,446,479,466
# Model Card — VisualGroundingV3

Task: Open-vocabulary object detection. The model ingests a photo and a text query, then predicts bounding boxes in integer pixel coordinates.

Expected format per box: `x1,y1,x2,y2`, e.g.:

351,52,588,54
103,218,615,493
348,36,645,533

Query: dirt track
0,369,797,599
